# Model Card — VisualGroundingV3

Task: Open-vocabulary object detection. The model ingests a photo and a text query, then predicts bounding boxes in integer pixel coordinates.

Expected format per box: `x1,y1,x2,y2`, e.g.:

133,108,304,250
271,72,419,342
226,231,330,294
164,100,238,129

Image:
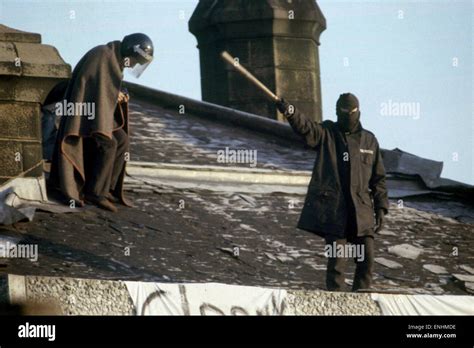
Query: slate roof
1,87,473,295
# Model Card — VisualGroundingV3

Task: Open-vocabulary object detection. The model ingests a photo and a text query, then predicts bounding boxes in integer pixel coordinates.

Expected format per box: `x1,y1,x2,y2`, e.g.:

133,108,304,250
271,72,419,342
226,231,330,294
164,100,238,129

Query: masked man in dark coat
277,93,389,292
50,33,154,212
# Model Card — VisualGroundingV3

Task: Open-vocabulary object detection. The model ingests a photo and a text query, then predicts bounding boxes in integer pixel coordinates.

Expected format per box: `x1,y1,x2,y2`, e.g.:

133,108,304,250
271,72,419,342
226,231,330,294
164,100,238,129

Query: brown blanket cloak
50,41,130,206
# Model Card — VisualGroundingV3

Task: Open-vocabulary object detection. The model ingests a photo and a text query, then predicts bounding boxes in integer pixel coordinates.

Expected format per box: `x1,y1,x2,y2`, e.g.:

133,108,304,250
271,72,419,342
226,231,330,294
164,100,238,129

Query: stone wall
0,24,70,185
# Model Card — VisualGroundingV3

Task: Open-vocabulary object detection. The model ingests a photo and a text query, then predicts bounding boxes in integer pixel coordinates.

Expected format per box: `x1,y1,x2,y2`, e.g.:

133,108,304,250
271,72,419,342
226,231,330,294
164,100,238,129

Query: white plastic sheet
0,177,82,225
0,191,36,225
371,293,474,315
0,177,46,225
125,281,287,315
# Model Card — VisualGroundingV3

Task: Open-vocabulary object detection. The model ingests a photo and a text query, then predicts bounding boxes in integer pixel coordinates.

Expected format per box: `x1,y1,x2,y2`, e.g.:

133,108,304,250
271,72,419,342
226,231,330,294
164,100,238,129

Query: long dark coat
49,41,130,206
287,109,389,239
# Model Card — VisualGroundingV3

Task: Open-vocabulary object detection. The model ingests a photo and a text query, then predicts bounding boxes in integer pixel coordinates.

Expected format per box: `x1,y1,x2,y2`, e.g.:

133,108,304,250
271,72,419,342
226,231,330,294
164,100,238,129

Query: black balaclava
336,93,361,133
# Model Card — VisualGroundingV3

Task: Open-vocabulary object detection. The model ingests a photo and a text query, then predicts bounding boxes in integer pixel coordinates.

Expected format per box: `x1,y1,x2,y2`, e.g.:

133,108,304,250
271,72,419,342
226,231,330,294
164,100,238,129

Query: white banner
371,294,474,315
125,281,288,316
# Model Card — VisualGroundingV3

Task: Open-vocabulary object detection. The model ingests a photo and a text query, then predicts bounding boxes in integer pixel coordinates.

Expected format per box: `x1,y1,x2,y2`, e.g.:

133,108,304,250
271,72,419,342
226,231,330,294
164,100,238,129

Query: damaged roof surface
1,96,473,296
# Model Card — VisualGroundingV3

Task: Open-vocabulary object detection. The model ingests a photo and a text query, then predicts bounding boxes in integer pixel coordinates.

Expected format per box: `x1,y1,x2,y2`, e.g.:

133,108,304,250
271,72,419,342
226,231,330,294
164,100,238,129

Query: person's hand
118,91,129,104
276,98,295,116
374,209,385,234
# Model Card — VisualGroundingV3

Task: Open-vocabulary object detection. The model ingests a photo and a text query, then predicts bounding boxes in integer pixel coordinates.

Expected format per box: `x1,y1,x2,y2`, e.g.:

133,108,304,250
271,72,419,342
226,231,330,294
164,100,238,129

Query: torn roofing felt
382,148,443,187
381,148,473,201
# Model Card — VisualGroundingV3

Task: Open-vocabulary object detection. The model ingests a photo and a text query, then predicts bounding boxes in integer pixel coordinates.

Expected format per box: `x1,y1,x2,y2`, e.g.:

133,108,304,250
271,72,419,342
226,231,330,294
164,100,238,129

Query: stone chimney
189,0,326,122
0,24,70,186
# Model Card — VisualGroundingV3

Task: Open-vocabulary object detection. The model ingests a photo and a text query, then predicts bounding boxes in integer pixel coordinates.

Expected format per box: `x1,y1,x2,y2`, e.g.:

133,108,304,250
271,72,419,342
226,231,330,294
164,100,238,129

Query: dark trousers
84,129,129,199
41,109,58,161
325,235,374,292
